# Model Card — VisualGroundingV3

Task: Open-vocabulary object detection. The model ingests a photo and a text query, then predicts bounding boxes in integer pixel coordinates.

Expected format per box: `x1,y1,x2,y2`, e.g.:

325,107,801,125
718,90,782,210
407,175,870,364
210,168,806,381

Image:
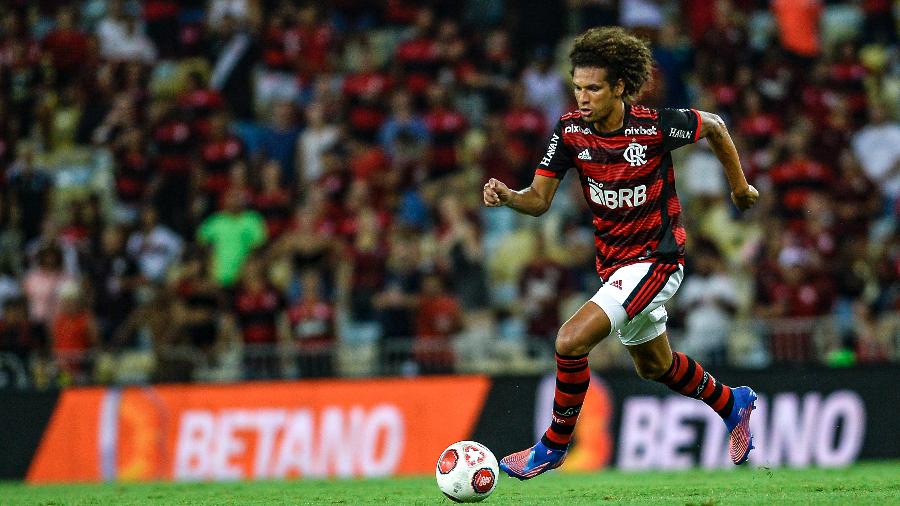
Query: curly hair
569,27,653,101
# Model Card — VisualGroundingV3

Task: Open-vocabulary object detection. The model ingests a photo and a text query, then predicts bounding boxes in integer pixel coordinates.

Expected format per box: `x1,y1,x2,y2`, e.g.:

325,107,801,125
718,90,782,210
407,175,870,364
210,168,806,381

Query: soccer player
483,27,760,479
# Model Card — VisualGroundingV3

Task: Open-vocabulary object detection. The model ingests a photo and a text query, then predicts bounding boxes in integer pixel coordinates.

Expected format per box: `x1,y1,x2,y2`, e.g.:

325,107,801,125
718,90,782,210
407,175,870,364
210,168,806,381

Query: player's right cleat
725,386,757,465
498,441,567,480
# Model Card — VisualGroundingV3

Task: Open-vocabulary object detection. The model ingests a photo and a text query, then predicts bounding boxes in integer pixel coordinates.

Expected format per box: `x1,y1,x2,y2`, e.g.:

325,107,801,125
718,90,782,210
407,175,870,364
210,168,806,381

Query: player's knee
634,357,669,380
555,323,590,356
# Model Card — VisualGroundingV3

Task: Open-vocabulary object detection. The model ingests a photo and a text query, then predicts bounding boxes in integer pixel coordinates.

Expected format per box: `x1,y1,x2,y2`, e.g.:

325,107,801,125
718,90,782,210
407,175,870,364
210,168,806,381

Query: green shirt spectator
197,190,267,286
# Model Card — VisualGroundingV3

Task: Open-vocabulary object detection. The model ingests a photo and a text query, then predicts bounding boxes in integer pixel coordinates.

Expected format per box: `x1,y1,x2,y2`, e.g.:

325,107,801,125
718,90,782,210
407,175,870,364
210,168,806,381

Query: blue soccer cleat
499,440,568,480
725,386,757,465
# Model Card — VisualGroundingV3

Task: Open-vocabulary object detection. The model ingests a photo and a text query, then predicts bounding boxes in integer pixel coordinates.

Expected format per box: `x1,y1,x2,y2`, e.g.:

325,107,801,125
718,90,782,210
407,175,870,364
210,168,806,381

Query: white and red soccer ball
435,441,499,502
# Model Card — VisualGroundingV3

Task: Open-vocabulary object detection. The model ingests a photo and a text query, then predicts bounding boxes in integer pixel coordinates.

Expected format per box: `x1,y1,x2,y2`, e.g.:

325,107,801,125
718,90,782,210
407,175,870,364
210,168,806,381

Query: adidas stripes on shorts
588,261,684,346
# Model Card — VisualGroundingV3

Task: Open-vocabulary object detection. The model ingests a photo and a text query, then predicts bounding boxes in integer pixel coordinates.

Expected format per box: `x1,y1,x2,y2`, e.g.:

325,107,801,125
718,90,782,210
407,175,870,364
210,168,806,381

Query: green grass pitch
2,461,898,505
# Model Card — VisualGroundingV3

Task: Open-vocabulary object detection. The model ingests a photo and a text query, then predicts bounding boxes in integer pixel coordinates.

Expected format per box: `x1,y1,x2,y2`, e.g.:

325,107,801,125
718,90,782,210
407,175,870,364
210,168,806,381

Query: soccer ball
435,440,499,503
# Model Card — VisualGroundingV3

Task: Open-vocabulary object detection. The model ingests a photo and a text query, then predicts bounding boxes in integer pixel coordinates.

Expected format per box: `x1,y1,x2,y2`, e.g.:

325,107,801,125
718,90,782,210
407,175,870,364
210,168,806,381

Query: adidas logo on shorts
610,280,623,289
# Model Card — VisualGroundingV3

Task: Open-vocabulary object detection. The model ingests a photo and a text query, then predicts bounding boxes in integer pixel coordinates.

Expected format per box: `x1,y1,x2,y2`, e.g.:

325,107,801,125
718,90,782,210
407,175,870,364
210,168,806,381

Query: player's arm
483,174,561,217
696,110,758,211
484,121,571,216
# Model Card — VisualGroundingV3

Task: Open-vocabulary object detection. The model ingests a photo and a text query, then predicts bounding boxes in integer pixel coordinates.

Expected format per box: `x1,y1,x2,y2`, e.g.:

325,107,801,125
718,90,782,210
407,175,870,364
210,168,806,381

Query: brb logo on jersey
564,124,591,135
623,142,648,166
587,177,647,209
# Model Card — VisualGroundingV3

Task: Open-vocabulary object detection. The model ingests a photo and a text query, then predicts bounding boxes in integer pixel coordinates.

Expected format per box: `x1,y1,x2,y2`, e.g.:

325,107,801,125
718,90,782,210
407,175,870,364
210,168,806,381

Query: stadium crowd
0,0,897,387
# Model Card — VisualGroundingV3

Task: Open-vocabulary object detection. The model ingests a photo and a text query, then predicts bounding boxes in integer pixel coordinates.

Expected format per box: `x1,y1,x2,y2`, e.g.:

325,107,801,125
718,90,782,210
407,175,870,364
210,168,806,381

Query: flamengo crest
623,142,647,166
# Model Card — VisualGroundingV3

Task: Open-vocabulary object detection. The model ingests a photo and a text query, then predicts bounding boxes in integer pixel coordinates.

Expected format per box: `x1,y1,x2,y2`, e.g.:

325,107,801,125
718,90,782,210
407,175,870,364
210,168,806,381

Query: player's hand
731,184,759,211
483,178,512,207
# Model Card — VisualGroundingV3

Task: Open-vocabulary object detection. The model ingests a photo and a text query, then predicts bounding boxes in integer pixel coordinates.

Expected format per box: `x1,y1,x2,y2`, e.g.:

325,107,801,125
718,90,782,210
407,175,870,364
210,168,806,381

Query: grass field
3,461,898,505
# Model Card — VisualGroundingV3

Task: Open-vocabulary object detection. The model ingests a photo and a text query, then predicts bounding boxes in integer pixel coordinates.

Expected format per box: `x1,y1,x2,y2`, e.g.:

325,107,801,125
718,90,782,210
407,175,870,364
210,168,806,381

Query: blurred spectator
233,256,284,379
676,240,739,368
199,111,244,201
831,150,881,240
166,250,226,380
291,3,335,82
142,0,180,58
111,126,152,217
758,249,834,363
207,13,258,120
379,90,429,159
126,206,184,284
86,225,142,344
503,83,547,160
7,144,51,242
197,188,267,287
0,194,24,279
652,21,693,108
208,0,260,31
414,274,461,374
0,297,46,370
394,8,439,96
42,7,91,83
424,84,468,180
342,206,388,324
297,101,340,188
436,195,489,312
851,103,900,203
150,103,194,235
256,101,301,185
270,197,340,295
768,128,833,223
253,160,292,239
285,269,336,378
771,0,822,64
23,245,75,327
96,3,158,63
518,235,572,348
521,47,567,134
373,232,423,375
51,280,98,383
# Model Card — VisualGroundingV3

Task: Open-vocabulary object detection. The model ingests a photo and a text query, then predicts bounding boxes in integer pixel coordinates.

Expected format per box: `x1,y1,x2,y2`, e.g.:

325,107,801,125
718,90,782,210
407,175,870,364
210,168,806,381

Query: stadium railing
5,312,897,387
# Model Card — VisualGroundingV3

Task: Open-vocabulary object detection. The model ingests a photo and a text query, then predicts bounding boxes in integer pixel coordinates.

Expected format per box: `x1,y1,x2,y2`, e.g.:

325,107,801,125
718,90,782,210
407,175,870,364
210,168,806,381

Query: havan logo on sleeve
539,133,559,167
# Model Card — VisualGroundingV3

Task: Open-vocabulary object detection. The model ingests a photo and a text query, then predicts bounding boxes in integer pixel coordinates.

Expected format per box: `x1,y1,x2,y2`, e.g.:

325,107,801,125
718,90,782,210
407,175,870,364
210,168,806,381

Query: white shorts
588,261,684,346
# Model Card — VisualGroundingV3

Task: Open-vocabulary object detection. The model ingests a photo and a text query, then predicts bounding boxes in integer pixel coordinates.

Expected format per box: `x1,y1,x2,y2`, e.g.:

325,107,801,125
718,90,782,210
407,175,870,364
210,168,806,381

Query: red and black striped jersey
535,104,702,280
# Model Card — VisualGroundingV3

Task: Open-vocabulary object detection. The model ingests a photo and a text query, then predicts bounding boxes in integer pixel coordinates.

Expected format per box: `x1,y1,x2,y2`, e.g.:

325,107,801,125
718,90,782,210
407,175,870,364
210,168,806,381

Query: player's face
572,67,622,123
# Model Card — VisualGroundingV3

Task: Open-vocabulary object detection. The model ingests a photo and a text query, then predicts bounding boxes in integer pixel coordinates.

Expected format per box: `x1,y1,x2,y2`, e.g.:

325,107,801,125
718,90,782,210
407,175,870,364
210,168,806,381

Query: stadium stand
0,0,897,387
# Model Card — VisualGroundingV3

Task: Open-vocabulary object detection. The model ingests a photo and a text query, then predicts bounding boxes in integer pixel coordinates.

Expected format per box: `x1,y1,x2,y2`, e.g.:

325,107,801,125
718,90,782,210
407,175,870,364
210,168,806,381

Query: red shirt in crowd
234,284,284,344
153,119,193,174
414,293,461,368
425,107,467,175
254,189,292,238
201,136,243,196
287,297,335,351
42,28,89,74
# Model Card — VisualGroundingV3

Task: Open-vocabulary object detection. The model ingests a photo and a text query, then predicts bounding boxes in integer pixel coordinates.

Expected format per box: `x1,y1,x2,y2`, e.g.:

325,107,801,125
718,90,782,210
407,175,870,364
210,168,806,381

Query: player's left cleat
498,441,567,480
725,386,757,465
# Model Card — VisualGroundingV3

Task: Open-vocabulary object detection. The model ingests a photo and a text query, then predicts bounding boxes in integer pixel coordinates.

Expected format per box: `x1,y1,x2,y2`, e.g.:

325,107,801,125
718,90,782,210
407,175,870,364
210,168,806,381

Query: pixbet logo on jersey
564,124,591,135
587,177,648,209
624,125,657,136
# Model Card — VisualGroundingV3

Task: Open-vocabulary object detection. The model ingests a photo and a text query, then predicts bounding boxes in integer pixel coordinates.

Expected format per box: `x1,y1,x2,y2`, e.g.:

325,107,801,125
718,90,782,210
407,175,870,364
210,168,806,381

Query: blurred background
0,0,897,390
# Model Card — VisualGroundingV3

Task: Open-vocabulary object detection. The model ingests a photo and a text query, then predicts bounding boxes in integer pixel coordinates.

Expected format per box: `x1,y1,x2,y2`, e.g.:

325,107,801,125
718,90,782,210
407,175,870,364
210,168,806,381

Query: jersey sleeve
659,108,702,152
534,121,573,179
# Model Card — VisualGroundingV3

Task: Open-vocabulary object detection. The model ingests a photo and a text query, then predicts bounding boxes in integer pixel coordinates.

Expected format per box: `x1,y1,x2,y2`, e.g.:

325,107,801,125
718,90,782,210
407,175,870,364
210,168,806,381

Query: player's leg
613,261,757,465
627,332,735,417
625,331,757,465
499,301,613,480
